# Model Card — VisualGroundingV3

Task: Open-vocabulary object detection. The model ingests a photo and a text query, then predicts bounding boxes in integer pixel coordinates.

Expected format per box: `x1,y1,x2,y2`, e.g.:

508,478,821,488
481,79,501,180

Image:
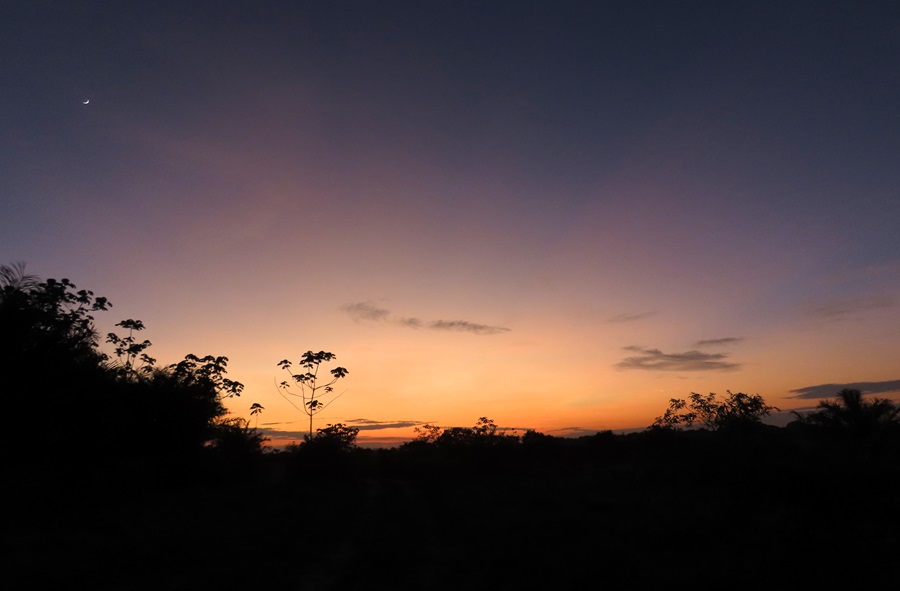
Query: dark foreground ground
6,430,900,590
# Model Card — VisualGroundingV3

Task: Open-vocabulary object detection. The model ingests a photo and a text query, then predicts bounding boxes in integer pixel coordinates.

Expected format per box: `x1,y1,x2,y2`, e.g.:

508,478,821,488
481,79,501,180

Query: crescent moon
82,99,90,104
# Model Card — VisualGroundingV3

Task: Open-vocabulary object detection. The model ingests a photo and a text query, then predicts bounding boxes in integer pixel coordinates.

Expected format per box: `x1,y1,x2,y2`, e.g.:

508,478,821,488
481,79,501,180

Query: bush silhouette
0,264,258,474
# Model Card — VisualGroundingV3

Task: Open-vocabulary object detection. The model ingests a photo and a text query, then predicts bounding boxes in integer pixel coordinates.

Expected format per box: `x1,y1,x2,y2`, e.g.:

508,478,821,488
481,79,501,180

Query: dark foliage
1,272,112,461
0,265,263,474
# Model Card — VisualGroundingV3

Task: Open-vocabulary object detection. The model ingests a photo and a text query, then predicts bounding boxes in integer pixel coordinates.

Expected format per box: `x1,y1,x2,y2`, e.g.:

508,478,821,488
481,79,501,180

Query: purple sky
3,1,899,444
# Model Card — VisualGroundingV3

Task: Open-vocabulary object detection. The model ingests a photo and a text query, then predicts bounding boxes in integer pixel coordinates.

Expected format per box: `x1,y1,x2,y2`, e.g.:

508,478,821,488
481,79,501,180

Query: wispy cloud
257,419,429,446
345,418,428,431
428,319,510,335
607,311,656,323
802,295,897,320
343,301,391,322
615,346,741,372
788,380,900,399
342,301,510,335
694,337,744,347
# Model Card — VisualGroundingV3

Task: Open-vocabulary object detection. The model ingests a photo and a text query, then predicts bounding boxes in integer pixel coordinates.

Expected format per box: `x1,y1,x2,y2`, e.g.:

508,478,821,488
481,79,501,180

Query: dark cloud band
789,380,900,399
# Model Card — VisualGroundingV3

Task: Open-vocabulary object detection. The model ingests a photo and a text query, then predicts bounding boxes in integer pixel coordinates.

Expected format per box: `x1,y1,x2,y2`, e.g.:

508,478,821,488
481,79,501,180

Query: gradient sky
3,1,899,446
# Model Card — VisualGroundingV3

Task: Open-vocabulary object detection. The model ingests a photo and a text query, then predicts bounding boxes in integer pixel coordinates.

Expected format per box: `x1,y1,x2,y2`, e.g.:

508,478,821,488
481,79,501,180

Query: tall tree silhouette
277,351,348,437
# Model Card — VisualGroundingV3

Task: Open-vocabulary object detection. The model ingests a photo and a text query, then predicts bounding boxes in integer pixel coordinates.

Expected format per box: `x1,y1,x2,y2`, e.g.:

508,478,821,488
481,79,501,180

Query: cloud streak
345,418,428,431
803,295,897,320
343,301,510,335
615,346,741,372
788,380,900,399
428,319,510,335
343,301,391,322
607,311,656,323
694,337,744,347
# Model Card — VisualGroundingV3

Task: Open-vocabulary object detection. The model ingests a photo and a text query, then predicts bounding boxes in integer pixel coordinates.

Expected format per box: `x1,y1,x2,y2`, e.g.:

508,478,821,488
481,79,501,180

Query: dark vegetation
3,264,899,589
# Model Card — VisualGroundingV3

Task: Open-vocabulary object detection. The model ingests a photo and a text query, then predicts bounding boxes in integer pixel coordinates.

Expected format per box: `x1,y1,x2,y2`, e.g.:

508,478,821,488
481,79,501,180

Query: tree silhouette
411,423,443,444
797,388,899,438
139,353,246,456
277,351,348,437
208,416,267,461
404,417,518,449
0,274,111,371
170,353,245,399
652,391,778,431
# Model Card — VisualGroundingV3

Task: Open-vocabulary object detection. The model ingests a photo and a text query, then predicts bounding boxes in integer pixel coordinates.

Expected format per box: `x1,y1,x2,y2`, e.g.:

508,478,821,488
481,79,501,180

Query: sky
3,1,899,447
